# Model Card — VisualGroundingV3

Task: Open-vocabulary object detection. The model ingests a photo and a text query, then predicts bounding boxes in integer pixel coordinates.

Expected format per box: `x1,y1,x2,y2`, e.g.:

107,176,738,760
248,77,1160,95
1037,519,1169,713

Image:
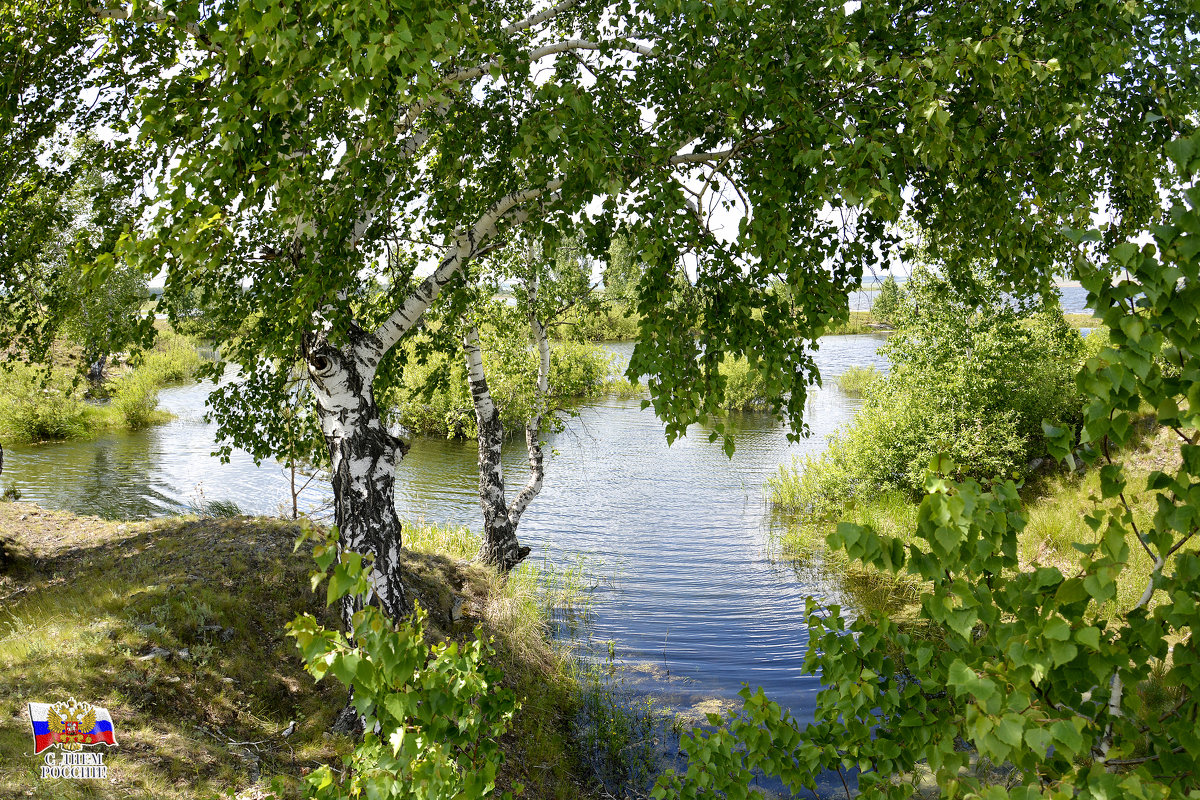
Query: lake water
850,282,1093,314
4,334,891,795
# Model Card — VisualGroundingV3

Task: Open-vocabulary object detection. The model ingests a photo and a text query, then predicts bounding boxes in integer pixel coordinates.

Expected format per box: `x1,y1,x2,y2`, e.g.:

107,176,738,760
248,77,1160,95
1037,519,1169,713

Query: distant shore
856,279,1086,289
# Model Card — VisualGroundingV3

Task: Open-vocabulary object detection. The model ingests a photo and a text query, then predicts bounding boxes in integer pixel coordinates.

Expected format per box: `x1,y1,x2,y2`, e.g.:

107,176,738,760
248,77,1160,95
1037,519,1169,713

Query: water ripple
4,334,889,724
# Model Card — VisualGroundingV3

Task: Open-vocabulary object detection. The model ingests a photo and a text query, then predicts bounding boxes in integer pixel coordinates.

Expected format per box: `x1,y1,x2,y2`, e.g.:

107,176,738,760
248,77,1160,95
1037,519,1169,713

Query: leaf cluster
289,525,520,800
659,133,1200,799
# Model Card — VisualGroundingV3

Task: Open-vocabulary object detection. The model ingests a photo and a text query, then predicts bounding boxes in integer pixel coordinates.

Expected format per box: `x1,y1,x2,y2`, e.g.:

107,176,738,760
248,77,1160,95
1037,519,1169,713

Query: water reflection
6,430,179,519
2,334,890,732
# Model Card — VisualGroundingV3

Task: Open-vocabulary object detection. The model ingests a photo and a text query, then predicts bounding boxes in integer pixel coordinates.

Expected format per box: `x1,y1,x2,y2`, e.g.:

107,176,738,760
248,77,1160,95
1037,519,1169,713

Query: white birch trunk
462,276,553,571
305,329,412,624
463,327,532,571
509,287,550,530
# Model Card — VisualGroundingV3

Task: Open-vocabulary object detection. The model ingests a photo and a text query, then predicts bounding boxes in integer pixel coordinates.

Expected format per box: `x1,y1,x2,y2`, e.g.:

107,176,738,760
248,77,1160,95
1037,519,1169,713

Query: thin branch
505,0,581,34
91,4,220,52
669,148,740,165
1166,527,1197,557
1105,746,1187,768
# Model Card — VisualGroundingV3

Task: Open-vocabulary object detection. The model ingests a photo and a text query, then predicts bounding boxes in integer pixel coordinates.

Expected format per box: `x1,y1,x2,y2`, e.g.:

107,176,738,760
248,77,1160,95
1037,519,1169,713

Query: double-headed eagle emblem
47,698,97,751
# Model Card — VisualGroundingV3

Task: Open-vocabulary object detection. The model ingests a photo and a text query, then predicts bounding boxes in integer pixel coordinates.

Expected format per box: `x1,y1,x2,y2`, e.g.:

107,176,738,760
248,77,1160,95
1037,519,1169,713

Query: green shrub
603,377,646,398
771,271,1087,515
870,275,902,324
106,332,203,431
717,356,770,411
822,312,875,335
549,340,612,396
0,364,92,441
836,365,881,396
288,526,518,800
136,332,204,383
0,335,203,442
551,301,640,341
111,369,162,430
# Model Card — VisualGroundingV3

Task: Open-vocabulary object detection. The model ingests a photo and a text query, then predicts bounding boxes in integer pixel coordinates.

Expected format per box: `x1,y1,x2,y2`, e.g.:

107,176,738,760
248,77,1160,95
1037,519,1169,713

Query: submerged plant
576,644,662,797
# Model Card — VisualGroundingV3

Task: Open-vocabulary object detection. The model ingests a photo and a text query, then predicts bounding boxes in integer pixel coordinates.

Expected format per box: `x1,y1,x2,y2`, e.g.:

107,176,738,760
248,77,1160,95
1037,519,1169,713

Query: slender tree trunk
87,353,107,385
509,303,549,528
464,327,531,571
462,284,550,572
305,332,412,624
289,462,299,521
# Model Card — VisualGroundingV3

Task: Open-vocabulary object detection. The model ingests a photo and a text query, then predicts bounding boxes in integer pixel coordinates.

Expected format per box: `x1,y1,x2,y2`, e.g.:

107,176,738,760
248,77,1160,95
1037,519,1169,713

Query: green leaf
1166,136,1198,168
326,558,362,606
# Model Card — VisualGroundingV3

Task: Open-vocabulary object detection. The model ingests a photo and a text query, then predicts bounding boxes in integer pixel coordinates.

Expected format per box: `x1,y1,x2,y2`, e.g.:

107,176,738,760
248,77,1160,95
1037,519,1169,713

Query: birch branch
347,34,648,250
91,3,221,52
365,178,565,361
505,0,582,34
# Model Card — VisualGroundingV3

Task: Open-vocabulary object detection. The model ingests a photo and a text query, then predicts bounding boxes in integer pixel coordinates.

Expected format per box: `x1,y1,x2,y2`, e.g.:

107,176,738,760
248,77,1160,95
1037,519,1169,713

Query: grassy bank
822,310,888,335
1064,312,1102,328
0,505,594,800
772,417,1178,622
0,333,204,444
550,302,641,342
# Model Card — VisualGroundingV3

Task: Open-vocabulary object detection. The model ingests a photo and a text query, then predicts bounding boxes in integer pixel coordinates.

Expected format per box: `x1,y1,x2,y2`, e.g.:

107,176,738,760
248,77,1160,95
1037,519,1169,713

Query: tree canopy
655,131,1200,800
3,0,1191,453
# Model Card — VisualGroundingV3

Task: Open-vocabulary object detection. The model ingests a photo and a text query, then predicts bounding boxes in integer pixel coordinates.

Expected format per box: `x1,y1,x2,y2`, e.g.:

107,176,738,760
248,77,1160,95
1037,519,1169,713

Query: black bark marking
306,335,413,623
464,332,530,573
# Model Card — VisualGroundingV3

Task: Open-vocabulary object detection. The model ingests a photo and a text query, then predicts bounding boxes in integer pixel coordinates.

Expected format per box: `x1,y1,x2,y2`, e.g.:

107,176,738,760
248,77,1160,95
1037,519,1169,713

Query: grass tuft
836,365,882,397
0,506,597,800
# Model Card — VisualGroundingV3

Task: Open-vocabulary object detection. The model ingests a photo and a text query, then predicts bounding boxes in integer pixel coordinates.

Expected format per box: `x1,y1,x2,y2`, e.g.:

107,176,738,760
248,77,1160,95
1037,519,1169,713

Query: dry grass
0,505,345,800
0,506,594,800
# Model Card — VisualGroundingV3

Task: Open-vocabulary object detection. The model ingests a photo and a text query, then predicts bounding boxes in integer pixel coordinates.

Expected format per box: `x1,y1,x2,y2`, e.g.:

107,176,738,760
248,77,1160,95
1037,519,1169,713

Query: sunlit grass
822,311,884,335
772,423,1187,623
1020,423,1183,615
0,332,204,444
602,377,646,398
404,518,598,670
0,510,347,800
1064,312,1103,329
836,365,882,397
0,506,598,799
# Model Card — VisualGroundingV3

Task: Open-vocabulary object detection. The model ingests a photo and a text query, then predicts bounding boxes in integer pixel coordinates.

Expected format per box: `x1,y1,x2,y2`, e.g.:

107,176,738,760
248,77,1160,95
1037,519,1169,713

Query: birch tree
1,0,1190,623
462,236,596,570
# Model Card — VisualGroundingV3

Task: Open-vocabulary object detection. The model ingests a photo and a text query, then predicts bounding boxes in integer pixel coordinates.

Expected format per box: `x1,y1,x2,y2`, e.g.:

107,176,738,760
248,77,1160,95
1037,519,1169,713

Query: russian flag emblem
28,699,118,754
